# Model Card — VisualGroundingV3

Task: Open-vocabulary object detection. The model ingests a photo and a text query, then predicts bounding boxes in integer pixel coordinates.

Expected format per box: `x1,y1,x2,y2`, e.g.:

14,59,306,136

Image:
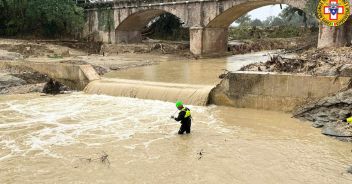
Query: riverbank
240,47,352,141
0,38,164,93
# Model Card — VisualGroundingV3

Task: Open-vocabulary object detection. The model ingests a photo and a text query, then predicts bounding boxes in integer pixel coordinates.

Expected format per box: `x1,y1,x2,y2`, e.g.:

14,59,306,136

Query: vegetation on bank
146,4,320,41
229,26,318,40
230,4,319,40
0,0,84,38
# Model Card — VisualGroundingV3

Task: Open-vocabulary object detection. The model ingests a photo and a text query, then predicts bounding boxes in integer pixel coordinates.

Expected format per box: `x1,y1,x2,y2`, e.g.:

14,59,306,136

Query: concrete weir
1,60,350,111
0,61,100,90
84,78,213,106
210,72,351,112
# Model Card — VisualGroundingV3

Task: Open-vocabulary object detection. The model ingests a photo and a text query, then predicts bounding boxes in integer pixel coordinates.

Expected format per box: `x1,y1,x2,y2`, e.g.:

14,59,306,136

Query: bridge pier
190,27,228,57
116,30,142,44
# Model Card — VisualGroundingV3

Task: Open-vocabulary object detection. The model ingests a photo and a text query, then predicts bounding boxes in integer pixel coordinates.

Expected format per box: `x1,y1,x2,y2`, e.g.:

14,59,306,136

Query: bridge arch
190,0,308,56
206,0,307,28
115,9,185,43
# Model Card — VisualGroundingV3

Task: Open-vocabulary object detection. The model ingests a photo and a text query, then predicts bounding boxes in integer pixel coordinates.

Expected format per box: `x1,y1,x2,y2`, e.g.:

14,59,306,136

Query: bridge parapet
82,0,215,9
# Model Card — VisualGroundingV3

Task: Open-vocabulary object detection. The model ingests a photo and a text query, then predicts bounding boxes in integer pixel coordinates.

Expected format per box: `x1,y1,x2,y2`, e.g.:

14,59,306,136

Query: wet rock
321,121,352,137
293,88,352,140
4,83,46,94
347,166,352,174
312,122,324,128
109,66,121,70
11,72,49,84
0,73,26,88
42,79,69,95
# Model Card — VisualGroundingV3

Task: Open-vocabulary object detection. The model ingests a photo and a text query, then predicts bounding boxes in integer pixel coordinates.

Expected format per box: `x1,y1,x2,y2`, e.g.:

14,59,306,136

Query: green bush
0,0,84,38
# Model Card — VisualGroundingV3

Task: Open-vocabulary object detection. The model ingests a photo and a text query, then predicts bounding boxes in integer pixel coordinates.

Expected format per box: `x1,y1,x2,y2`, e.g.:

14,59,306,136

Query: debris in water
100,151,110,165
77,151,110,167
197,149,205,160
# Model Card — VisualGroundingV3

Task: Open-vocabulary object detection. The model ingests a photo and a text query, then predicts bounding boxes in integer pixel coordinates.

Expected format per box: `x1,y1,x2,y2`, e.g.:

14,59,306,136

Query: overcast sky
231,4,287,26
248,5,287,20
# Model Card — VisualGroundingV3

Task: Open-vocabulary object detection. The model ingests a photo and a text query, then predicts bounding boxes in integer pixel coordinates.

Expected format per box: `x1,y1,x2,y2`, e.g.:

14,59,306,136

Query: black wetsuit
174,107,192,134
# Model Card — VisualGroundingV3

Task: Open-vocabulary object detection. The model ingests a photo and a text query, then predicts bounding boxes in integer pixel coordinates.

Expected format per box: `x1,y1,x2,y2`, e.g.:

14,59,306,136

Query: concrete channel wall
0,61,100,90
210,72,351,112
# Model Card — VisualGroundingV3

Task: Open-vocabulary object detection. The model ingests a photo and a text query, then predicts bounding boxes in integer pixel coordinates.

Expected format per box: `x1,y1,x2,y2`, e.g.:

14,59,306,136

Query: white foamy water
1,93,352,184
0,93,221,160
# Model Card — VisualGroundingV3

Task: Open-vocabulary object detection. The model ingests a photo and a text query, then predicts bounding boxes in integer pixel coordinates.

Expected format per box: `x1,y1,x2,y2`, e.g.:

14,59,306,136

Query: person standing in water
171,101,192,134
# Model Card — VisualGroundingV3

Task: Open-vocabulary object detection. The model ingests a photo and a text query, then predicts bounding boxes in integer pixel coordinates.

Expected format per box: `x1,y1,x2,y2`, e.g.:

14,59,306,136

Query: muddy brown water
104,51,277,85
1,52,352,183
0,93,351,183
86,51,277,105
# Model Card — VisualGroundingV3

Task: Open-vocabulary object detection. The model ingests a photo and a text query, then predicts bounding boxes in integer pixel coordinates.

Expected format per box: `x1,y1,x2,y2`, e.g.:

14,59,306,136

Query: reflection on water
1,93,352,184
105,51,274,85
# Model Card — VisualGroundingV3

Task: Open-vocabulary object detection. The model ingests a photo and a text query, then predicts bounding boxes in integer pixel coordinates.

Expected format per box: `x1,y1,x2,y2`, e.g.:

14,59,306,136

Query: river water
104,51,276,85
1,52,352,183
84,51,277,105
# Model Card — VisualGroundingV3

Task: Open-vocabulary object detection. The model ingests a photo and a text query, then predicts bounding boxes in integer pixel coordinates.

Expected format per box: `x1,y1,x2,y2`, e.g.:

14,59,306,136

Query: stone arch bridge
84,0,308,56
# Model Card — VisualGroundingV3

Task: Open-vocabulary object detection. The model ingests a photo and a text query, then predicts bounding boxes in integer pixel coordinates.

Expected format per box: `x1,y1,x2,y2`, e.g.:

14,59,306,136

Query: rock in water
42,79,68,95
347,166,352,174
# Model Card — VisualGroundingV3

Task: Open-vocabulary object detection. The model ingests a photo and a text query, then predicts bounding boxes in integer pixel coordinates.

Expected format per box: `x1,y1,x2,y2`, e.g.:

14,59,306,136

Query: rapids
0,93,351,183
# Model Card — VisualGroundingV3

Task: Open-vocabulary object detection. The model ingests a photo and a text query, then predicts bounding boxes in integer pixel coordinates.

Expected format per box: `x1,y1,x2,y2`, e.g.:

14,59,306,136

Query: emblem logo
317,0,351,27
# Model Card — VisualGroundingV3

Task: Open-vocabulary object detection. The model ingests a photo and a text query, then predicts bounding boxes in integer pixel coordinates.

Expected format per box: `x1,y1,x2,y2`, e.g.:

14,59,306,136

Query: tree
250,19,263,27
262,16,275,27
0,0,84,38
270,17,285,26
235,14,251,26
26,0,84,37
281,6,308,27
0,0,28,35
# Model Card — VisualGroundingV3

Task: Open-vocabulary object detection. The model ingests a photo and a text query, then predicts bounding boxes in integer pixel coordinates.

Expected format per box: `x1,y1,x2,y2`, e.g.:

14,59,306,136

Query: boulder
0,73,26,87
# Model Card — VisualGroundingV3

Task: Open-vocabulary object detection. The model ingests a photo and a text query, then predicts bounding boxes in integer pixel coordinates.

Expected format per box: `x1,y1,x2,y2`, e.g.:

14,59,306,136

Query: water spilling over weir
85,51,281,105
84,78,214,106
